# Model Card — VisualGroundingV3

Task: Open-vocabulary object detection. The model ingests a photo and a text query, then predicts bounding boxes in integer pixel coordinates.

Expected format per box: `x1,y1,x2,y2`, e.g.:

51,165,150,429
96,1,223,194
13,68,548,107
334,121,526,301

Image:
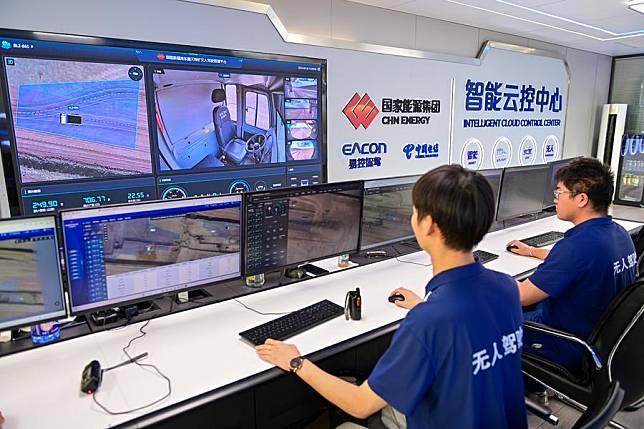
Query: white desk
0,216,640,428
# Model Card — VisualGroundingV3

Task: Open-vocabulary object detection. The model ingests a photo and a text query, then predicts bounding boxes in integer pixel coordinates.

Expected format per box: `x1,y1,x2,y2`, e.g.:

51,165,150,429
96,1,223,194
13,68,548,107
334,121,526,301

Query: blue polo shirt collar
425,262,485,296
564,216,612,238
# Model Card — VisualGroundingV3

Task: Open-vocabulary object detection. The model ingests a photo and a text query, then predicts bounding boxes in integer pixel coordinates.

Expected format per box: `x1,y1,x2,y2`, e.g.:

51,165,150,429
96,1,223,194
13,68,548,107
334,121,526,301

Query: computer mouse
506,245,519,252
388,293,405,303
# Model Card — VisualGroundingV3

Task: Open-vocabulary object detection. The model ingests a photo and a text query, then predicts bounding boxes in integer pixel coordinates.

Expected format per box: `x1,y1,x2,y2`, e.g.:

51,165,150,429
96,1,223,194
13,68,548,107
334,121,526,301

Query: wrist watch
289,356,306,373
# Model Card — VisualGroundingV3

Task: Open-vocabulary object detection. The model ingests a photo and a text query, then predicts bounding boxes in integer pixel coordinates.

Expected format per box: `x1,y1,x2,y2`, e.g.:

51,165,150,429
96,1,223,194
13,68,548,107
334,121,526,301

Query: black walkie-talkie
344,288,362,321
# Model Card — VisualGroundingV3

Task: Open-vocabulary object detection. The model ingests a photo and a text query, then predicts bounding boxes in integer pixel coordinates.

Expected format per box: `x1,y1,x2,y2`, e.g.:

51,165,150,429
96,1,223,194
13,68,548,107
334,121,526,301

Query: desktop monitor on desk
543,158,573,209
479,168,504,231
243,181,363,276
0,216,66,330
479,168,503,211
60,195,242,314
497,164,550,221
360,175,420,251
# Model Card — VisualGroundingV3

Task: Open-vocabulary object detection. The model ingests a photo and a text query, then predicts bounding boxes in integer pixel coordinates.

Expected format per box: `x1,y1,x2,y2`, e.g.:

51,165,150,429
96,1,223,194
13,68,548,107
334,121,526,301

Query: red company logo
343,92,379,129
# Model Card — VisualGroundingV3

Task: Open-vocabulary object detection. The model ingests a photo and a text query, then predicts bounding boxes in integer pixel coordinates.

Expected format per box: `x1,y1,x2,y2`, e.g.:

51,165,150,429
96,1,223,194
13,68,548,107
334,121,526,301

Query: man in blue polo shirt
507,157,637,374
256,165,527,428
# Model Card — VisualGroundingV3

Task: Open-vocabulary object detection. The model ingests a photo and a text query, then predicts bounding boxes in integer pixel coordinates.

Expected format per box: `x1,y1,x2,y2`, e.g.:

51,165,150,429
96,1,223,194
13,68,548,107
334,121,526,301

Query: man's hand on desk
506,240,549,260
256,339,300,372
389,287,423,309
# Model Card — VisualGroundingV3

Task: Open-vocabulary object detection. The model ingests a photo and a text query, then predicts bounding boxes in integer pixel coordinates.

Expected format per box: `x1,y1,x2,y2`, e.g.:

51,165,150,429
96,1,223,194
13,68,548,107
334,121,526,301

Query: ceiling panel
349,0,644,55
505,0,566,6
349,0,414,8
584,14,644,34
617,37,644,49
537,0,634,23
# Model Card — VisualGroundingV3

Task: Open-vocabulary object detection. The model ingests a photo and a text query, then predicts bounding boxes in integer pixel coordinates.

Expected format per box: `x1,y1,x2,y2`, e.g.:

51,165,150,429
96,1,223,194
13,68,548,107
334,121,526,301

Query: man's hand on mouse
256,339,300,371
506,240,532,256
389,287,423,309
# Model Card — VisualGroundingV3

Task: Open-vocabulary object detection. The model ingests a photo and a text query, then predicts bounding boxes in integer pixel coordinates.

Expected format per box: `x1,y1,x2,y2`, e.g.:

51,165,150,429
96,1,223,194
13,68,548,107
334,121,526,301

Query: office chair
573,381,624,429
522,277,644,427
632,226,644,276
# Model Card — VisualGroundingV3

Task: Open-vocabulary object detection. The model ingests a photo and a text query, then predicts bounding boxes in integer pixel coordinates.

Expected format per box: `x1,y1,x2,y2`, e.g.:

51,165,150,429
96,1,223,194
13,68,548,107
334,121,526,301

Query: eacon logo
343,92,379,129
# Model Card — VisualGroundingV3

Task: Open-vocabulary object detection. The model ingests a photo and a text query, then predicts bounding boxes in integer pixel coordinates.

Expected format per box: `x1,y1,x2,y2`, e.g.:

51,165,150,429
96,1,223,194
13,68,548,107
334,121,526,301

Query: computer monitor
0,216,66,330
61,195,242,314
243,181,363,276
497,164,550,221
543,158,573,209
360,175,420,251
0,29,326,216
478,168,503,212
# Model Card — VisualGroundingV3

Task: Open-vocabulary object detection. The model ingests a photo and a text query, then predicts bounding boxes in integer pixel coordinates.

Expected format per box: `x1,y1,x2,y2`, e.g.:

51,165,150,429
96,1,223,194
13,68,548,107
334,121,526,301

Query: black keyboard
520,231,565,248
473,250,499,264
239,299,345,346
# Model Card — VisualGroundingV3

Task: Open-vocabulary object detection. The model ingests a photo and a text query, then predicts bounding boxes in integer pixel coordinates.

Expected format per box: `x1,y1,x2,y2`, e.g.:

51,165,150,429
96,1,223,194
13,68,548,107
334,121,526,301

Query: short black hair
555,157,614,215
412,164,495,251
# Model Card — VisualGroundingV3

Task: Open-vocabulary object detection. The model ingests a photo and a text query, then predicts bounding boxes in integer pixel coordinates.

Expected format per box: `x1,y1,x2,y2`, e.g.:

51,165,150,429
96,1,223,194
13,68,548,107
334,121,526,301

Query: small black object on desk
506,245,519,252
344,288,361,320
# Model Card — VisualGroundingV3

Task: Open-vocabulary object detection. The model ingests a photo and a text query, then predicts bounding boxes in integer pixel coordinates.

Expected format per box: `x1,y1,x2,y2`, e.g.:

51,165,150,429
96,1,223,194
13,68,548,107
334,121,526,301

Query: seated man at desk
506,157,637,374
257,165,527,429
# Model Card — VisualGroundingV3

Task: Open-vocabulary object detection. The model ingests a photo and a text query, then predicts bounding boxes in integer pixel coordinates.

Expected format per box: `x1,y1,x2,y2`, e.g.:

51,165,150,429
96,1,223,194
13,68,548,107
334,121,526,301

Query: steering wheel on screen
246,134,266,154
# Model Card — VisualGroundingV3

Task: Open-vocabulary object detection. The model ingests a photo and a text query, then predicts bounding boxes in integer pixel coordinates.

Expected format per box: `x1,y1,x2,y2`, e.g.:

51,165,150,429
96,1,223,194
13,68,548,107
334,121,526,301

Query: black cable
92,320,172,415
233,298,292,316
395,257,431,267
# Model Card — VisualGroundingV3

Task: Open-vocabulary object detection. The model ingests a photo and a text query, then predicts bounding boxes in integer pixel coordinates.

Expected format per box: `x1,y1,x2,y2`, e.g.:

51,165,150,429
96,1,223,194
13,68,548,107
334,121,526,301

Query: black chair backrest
588,278,644,408
572,381,624,429
633,227,644,276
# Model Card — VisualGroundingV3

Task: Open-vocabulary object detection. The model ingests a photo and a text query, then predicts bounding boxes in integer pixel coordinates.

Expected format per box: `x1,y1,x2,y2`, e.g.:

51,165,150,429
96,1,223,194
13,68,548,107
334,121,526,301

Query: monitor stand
299,264,329,276
174,288,211,305
87,301,160,330
284,267,309,280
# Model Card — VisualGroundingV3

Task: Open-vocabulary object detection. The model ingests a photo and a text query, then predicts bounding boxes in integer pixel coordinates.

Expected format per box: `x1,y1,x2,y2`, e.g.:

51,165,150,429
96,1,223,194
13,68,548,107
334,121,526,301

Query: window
244,91,270,130
225,85,237,122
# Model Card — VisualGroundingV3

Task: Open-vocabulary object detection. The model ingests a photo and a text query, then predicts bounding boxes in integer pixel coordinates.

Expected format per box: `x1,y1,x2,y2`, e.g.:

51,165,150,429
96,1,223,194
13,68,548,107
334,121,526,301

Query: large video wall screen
0,30,326,216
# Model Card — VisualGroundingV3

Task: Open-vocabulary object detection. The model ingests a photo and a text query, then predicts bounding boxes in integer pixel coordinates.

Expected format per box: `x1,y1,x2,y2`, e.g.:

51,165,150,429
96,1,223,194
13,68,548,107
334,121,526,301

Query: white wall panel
415,16,480,57
331,0,416,49
591,54,613,155
479,29,529,49
562,48,598,158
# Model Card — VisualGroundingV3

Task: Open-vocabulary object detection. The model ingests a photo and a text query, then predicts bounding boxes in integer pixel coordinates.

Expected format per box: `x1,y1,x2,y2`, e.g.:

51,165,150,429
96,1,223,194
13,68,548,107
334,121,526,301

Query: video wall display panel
0,29,326,216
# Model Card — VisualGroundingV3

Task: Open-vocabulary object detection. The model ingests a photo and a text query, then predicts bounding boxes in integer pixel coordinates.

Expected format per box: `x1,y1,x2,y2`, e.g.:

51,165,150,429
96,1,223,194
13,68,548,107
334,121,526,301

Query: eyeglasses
553,189,575,200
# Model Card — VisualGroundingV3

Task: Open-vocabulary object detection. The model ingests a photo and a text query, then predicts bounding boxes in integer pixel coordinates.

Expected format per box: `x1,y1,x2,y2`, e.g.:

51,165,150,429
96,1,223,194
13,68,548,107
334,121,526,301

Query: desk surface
0,216,641,429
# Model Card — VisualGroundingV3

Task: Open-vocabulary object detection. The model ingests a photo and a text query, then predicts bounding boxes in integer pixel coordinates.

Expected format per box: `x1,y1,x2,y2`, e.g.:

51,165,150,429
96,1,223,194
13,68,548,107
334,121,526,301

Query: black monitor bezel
0,28,328,217
359,174,420,251
242,180,364,276
59,194,243,316
496,164,550,222
0,214,67,330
